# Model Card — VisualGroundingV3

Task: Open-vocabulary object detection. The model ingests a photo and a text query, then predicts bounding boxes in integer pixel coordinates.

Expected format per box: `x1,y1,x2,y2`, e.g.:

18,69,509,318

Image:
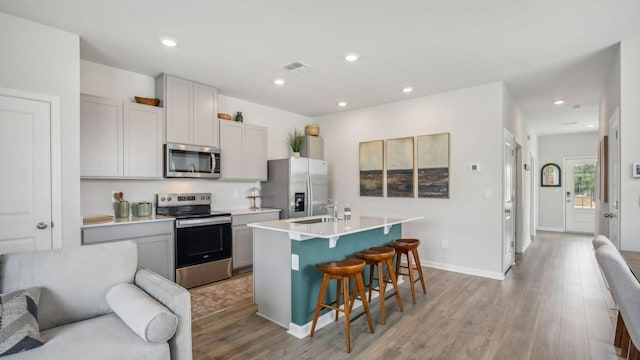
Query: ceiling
2,0,639,135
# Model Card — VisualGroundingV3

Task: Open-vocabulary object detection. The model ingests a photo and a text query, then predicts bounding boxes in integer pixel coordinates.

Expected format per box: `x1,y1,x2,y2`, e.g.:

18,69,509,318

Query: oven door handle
176,217,232,228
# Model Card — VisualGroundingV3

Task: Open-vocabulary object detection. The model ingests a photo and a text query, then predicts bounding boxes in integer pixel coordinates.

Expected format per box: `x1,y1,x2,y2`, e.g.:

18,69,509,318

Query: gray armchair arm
134,268,192,360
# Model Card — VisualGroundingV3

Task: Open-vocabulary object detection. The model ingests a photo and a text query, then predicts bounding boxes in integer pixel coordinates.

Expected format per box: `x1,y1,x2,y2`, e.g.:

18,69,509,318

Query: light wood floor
192,232,619,359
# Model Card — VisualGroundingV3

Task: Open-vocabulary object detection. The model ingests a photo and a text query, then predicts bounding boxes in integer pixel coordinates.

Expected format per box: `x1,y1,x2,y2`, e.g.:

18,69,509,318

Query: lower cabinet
232,226,254,269
82,221,175,281
231,211,280,269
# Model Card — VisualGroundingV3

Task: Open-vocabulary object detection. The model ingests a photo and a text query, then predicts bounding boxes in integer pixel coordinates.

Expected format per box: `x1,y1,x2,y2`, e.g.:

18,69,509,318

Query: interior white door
564,157,596,233
0,94,52,253
503,130,516,272
608,108,621,248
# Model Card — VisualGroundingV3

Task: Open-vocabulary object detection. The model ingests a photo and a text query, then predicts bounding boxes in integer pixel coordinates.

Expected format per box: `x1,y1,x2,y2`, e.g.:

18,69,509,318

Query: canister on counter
115,201,129,218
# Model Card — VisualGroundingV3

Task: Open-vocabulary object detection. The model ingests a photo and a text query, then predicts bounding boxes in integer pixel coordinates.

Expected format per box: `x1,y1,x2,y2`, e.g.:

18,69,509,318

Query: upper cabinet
220,121,267,181
80,95,123,177
156,74,219,148
81,94,164,179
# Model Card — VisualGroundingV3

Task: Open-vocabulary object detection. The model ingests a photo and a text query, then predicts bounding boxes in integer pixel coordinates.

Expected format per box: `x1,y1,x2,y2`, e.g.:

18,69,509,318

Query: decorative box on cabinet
220,121,268,181
80,94,164,179
155,74,219,148
231,211,280,269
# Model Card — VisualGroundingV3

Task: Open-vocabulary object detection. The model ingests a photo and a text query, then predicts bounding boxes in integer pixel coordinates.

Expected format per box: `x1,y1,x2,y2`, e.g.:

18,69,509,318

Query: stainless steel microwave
165,143,221,179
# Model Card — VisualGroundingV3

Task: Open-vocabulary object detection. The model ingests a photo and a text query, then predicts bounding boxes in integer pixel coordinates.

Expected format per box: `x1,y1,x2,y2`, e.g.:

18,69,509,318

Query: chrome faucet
321,199,338,221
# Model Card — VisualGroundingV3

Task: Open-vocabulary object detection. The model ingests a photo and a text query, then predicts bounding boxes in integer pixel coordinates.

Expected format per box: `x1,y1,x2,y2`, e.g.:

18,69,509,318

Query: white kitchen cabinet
82,220,175,281
300,135,324,160
80,95,123,177
156,74,219,148
220,121,267,181
124,102,164,178
232,226,254,269
231,211,280,269
81,94,164,179
220,121,244,179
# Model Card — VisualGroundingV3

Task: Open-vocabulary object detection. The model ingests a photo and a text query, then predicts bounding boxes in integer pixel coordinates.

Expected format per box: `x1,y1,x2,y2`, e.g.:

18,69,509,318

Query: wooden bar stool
355,246,403,325
389,238,426,304
309,258,374,353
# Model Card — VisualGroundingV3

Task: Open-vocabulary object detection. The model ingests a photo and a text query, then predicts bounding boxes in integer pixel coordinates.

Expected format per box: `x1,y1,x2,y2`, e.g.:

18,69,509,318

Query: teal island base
253,224,402,338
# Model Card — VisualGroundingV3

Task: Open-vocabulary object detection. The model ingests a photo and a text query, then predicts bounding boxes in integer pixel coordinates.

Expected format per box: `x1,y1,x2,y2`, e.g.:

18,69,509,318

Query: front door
564,157,596,233
503,129,516,272
608,108,621,248
0,93,53,253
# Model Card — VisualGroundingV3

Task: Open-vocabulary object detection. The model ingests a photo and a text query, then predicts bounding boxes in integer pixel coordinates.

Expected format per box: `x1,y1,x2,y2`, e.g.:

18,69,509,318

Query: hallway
192,232,618,359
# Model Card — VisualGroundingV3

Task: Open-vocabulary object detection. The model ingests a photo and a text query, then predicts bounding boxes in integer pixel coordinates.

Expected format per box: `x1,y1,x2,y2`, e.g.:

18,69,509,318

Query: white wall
503,85,538,252
0,12,81,247
79,61,312,216
537,132,599,231
620,38,640,251
596,44,620,237
315,82,506,279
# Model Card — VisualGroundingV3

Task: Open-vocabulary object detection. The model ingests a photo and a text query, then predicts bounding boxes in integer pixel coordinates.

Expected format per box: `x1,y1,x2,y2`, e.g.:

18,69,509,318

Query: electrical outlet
441,238,448,249
291,254,299,271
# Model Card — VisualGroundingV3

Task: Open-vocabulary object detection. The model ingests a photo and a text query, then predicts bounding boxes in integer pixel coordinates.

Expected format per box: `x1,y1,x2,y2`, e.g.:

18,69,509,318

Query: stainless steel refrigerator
261,157,328,219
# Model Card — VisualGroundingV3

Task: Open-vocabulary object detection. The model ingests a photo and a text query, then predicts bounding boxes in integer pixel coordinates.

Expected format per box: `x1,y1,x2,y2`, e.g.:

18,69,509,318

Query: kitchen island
248,214,423,338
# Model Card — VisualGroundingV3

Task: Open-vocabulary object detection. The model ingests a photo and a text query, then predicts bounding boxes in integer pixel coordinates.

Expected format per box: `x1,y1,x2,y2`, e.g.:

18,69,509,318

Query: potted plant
288,128,305,157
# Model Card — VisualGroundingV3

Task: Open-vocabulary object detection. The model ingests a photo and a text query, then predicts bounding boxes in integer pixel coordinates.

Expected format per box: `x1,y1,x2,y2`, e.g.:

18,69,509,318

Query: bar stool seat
310,258,374,353
389,238,426,304
356,246,403,325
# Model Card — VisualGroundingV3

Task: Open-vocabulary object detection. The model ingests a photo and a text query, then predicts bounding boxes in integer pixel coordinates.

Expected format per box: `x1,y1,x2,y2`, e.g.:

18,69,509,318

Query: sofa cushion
107,283,178,343
0,241,138,331
0,288,43,356
2,313,170,360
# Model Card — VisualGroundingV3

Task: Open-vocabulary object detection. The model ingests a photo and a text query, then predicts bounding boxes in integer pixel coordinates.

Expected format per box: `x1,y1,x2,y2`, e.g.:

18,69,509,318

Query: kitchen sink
289,217,338,224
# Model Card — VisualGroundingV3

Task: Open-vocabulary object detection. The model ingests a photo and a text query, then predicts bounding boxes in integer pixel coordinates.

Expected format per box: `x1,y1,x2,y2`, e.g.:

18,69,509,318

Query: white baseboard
520,238,531,253
423,261,505,281
286,278,404,339
537,226,564,232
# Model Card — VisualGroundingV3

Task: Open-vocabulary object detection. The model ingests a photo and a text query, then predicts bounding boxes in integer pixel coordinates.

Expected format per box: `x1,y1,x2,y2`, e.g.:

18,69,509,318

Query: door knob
36,222,48,229
604,213,617,218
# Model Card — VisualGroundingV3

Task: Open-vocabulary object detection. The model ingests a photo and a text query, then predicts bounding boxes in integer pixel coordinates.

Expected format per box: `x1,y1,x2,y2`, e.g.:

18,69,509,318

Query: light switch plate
291,254,299,271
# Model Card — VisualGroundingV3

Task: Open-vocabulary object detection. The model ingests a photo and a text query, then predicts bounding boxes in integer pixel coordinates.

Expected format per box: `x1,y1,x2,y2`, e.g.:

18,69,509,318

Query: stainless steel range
156,192,232,289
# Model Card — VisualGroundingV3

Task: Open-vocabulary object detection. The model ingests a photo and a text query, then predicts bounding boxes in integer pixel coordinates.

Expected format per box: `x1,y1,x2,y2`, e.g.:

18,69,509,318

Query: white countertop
224,208,282,216
248,214,423,243
81,215,175,228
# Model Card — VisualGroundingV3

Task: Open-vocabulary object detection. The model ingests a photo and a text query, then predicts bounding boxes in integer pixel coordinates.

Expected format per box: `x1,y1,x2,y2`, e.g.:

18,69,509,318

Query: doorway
564,157,597,233
0,87,61,253
503,129,516,273
608,108,620,248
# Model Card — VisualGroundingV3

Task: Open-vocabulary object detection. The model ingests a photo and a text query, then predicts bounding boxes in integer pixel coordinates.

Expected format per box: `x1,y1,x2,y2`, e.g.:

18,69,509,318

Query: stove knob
167,197,172,201
206,196,210,200
201,196,204,200
161,197,166,202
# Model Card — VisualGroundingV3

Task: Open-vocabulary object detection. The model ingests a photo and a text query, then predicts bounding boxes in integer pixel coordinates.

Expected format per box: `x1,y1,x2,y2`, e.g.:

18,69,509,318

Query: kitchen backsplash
81,179,261,216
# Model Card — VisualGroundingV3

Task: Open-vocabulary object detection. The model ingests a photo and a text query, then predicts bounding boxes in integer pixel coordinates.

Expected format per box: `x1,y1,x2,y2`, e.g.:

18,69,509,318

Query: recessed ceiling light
338,101,348,107
273,78,285,86
402,87,414,93
553,99,565,105
345,54,359,62
587,124,595,128
160,37,177,47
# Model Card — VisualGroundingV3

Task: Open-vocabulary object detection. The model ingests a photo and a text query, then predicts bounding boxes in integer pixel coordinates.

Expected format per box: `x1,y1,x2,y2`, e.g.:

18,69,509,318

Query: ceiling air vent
281,61,313,74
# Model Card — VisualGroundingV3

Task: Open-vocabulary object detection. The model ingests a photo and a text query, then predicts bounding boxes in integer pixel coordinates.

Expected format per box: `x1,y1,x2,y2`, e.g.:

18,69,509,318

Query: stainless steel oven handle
176,217,232,228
